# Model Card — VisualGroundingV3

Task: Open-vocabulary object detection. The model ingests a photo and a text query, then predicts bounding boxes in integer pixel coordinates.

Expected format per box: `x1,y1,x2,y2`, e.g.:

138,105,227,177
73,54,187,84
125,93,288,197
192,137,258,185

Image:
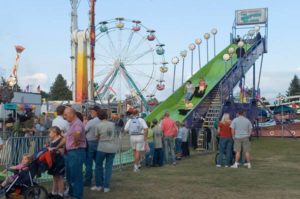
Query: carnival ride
94,18,167,110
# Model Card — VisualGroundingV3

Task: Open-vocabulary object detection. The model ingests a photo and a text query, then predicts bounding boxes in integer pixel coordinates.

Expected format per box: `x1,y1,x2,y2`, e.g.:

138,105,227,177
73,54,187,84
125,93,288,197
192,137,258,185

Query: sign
4,103,17,110
236,8,267,25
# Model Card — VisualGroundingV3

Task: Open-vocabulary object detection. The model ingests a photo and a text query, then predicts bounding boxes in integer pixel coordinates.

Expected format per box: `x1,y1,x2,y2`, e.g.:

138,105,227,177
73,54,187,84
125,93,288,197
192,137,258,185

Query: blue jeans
217,138,233,166
175,138,182,154
145,142,154,166
163,137,176,164
84,141,98,184
95,151,115,188
66,148,86,199
185,92,193,101
153,148,163,166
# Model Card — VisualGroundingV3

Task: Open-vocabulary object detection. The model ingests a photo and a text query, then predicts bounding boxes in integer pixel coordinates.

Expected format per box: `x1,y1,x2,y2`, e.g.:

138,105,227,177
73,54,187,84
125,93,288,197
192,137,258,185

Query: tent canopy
273,105,295,114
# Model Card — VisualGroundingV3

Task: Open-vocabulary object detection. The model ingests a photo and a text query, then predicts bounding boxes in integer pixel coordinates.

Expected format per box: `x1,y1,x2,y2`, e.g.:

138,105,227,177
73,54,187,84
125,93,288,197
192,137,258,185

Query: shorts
234,137,251,153
130,135,145,151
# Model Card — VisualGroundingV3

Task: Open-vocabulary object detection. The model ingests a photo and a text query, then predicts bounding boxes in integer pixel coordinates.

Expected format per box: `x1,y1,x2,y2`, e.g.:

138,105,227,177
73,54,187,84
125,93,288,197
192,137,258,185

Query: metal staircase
194,39,266,151
196,87,222,151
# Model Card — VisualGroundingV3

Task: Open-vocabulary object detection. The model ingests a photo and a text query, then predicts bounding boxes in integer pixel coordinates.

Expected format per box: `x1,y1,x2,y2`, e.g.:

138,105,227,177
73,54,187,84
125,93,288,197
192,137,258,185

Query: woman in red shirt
216,113,233,167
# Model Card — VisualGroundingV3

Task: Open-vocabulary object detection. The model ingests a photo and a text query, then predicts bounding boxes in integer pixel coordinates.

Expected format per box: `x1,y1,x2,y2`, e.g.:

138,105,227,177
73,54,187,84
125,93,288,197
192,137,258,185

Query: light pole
189,43,196,76
171,56,180,92
204,33,210,63
223,54,230,73
195,38,202,69
211,28,218,57
223,53,231,97
180,50,188,85
228,47,235,69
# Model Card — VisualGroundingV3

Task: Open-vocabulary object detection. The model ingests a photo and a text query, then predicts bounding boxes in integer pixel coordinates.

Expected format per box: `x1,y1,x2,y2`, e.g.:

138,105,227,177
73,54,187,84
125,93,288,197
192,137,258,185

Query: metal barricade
0,134,135,183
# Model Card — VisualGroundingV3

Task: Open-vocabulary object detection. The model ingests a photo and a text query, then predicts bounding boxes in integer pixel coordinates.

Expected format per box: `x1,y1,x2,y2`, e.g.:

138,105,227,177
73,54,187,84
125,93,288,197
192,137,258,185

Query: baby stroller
0,150,52,199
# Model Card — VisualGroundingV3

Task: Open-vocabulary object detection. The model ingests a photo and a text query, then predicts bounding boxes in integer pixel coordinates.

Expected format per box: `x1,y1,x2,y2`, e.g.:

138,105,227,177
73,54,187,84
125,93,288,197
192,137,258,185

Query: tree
286,75,300,97
49,74,72,100
40,90,49,99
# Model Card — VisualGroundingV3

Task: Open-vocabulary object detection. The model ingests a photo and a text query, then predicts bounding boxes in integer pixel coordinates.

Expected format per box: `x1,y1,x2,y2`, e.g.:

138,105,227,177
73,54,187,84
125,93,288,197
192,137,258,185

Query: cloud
244,70,293,101
19,73,49,91
296,67,300,71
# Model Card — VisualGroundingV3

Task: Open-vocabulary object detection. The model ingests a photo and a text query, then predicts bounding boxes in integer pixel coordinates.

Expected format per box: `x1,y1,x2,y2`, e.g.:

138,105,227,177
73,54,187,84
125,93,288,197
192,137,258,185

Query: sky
0,0,300,101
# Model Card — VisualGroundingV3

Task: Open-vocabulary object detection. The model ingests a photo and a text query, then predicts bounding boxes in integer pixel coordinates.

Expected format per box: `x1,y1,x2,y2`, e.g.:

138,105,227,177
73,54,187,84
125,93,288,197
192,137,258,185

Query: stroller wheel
24,185,48,199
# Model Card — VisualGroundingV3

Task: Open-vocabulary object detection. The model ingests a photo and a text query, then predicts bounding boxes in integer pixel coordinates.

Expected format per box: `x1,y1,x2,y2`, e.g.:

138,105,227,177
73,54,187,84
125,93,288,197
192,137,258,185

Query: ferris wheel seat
116,23,124,28
132,26,141,31
160,67,168,73
147,35,156,41
156,84,165,90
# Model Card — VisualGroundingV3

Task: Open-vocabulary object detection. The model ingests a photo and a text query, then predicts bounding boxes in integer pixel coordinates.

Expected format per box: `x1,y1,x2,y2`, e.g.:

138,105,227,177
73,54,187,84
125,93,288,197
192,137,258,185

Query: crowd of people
1,105,194,199
0,103,254,199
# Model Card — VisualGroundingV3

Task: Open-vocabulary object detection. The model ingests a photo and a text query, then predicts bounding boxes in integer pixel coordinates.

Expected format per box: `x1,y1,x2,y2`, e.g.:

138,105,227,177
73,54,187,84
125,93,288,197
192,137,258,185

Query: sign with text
236,8,267,25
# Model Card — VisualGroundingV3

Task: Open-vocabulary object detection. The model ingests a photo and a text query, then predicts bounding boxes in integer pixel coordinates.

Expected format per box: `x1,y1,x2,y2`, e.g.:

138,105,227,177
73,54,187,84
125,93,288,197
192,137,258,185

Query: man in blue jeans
84,106,101,186
64,107,87,199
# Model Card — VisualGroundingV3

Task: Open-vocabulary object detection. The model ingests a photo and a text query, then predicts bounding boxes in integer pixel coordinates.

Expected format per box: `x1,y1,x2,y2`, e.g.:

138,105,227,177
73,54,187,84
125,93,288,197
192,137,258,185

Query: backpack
128,117,143,135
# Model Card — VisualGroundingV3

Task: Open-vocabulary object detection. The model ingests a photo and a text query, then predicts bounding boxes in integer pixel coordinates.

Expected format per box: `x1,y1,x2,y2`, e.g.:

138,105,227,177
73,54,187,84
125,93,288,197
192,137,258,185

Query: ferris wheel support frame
119,66,149,111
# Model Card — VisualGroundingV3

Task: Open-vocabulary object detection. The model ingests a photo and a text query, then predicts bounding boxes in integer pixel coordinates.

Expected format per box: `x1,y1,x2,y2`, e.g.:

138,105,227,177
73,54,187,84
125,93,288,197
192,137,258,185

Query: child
152,119,163,167
0,154,32,188
48,126,65,199
175,121,183,160
180,123,190,157
145,121,154,166
184,80,195,103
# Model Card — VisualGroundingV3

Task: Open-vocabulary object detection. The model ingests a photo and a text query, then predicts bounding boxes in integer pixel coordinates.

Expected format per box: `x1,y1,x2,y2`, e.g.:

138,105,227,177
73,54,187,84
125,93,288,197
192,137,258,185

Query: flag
37,85,40,93
26,85,29,92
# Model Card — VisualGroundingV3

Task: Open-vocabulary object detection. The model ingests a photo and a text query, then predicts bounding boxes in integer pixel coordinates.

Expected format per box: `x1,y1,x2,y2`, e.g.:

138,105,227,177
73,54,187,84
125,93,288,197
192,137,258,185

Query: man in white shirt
52,105,69,134
124,110,148,172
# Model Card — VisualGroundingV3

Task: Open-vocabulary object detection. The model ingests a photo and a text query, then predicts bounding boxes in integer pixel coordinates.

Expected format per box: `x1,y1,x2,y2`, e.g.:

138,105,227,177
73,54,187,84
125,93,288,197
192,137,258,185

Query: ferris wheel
94,17,168,110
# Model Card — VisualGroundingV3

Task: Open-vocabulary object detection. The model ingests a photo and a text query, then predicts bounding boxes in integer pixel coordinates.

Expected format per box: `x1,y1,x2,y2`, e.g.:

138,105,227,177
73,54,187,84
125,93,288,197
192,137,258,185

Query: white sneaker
225,165,229,168
247,163,252,169
133,164,140,172
104,188,110,193
216,164,221,168
90,186,103,191
230,162,239,168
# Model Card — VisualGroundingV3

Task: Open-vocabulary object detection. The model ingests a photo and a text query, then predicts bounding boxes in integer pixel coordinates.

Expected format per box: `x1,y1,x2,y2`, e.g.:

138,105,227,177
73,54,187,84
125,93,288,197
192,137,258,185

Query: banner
236,8,267,25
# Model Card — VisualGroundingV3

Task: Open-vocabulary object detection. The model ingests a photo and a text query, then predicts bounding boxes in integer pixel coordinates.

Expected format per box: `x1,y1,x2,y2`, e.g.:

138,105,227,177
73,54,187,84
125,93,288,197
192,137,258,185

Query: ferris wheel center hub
113,60,125,68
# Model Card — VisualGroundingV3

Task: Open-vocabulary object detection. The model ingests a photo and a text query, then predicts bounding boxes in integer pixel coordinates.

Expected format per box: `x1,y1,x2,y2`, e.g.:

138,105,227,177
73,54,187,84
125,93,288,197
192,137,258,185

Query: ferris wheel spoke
96,68,116,95
106,32,118,56
94,68,113,77
125,48,154,64
120,31,134,59
96,42,116,60
98,69,119,99
126,67,156,80
94,56,114,65
126,62,158,66
95,64,114,67
118,29,123,58
120,67,148,105
95,53,115,61
125,36,147,59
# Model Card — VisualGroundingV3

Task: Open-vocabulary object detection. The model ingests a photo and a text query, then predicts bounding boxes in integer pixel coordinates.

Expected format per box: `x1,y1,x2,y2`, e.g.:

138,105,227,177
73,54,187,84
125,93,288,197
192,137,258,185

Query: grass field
80,138,300,199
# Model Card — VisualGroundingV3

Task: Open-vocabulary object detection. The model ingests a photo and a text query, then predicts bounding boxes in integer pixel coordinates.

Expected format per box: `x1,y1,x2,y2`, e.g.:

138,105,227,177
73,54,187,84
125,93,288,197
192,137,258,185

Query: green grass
80,138,300,199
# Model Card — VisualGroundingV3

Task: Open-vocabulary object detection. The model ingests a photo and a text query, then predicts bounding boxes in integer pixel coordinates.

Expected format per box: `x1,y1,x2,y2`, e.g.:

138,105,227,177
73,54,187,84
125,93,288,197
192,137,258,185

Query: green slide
146,43,249,122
